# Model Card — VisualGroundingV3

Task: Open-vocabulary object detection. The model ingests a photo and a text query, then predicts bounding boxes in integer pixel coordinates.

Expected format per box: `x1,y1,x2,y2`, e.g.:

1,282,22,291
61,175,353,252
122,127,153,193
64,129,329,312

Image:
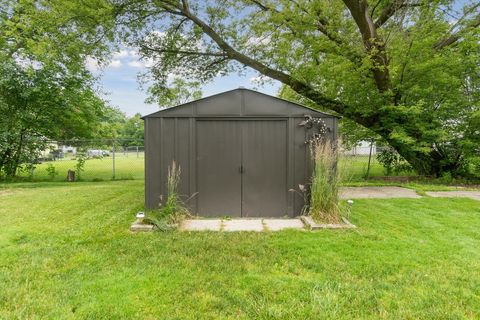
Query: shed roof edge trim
141,88,339,119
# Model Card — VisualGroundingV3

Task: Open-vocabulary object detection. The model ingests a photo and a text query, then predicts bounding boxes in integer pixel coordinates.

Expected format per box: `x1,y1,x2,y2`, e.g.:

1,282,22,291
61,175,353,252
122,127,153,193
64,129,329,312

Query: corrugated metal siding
144,89,338,217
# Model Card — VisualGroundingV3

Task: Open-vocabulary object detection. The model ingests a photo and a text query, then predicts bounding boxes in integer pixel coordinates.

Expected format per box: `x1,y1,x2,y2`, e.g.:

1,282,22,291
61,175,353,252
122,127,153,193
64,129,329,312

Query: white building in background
59,145,77,155
343,140,376,156
39,141,59,159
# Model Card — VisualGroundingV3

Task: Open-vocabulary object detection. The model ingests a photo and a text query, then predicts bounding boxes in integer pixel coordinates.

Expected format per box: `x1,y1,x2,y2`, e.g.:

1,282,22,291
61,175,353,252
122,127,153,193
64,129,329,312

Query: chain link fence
15,139,144,182
339,143,416,181
11,138,414,182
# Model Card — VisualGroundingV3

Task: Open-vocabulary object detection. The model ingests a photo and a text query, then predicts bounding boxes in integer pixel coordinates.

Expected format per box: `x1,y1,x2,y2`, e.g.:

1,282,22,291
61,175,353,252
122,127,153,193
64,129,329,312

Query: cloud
113,50,129,58
113,49,140,59
109,59,123,68
128,58,155,68
127,60,144,68
86,57,122,71
86,56,100,71
86,47,157,73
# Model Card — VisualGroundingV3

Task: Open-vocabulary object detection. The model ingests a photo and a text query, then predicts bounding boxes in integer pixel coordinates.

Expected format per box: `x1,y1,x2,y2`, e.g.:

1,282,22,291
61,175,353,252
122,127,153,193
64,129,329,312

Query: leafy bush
309,140,342,223
45,164,58,180
19,163,36,180
75,154,87,180
376,148,413,176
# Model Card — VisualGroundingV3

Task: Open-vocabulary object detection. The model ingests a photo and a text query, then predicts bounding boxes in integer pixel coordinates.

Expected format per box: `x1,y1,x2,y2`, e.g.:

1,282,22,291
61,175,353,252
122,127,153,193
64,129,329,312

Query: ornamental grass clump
162,161,190,224
309,140,342,223
145,161,191,230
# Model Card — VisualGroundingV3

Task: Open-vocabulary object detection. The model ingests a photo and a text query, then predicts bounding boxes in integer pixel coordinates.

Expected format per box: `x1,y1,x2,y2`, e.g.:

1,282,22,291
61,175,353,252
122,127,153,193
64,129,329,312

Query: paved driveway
425,191,480,201
340,186,421,199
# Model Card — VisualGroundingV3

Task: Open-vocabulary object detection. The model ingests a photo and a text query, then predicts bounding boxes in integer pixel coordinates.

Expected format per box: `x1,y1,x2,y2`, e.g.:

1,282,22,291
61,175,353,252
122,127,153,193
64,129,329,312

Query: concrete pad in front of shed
182,219,222,231
264,219,304,231
223,219,264,232
340,186,421,199
425,191,480,201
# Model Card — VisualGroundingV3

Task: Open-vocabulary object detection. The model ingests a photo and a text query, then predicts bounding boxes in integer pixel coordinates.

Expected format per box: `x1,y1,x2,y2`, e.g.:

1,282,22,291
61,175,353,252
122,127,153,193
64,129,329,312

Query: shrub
75,154,87,180
376,148,413,175
309,140,342,223
20,163,36,180
45,164,58,180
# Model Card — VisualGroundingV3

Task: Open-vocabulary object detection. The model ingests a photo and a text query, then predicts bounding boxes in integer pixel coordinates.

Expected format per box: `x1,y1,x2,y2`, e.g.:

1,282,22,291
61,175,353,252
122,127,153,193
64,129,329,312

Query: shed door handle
239,165,244,174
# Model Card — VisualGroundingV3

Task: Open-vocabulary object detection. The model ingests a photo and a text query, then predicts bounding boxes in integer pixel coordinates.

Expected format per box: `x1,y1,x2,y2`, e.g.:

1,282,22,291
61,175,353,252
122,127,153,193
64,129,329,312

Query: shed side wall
145,118,162,209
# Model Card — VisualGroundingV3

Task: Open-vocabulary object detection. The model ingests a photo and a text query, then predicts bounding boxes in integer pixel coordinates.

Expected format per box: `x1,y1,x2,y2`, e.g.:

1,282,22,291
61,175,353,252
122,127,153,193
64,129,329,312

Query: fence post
112,139,116,180
136,146,139,158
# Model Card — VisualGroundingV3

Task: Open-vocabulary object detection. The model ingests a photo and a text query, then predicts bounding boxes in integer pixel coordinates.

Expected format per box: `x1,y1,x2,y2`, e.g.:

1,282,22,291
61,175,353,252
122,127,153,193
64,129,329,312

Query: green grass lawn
16,154,144,182
1,181,480,319
339,155,415,181
13,154,404,183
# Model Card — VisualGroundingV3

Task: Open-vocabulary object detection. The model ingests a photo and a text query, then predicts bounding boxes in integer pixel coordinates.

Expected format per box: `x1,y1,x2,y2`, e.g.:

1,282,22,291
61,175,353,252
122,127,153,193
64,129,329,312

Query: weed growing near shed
145,162,191,230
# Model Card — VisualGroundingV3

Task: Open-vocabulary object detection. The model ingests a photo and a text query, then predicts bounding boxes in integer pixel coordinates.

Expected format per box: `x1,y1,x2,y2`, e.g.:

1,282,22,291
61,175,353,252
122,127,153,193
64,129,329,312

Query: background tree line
1,0,479,179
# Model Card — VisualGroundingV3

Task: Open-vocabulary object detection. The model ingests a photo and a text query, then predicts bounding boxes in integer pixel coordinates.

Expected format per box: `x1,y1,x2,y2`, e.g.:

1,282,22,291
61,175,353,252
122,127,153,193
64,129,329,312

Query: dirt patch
0,190,12,196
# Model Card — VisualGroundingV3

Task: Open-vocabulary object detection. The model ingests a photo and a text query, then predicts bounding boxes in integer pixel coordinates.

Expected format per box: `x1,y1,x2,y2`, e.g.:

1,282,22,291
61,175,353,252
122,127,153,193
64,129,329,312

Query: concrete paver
425,191,480,201
340,186,421,199
182,218,306,232
182,219,222,231
263,219,304,231
223,219,264,232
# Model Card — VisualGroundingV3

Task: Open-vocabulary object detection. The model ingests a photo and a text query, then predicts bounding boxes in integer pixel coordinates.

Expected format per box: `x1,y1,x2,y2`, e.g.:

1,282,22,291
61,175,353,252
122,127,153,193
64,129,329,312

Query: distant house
343,140,376,156
39,141,60,160
39,142,76,160
59,145,77,155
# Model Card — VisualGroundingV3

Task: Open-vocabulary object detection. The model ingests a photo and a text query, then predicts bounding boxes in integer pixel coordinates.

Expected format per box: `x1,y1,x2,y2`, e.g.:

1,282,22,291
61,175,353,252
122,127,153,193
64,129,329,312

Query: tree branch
248,0,270,11
248,0,362,64
139,45,227,58
177,5,348,114
434,13,480,50
374,0,406,28
342,0,391,92
374,1,424,28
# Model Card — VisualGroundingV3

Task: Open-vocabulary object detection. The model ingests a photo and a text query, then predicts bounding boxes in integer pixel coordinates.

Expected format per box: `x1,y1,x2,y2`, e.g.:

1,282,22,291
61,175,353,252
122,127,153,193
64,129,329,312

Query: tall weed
145,161,192,229
309,140,342,223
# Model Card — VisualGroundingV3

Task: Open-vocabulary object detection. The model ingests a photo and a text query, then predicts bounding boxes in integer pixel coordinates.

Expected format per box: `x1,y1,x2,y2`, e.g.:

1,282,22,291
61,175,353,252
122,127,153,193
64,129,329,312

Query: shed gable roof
142,88,337,118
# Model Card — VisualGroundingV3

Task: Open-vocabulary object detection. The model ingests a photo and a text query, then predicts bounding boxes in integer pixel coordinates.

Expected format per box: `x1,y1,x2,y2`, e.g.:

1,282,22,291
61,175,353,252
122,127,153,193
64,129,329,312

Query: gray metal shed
143,88,338,217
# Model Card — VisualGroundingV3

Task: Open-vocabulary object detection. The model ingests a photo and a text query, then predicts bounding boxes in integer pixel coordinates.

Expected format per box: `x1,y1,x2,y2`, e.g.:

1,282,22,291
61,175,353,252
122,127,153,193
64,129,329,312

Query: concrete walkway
340,186,421,199
181,218,305,232
425,191,480,201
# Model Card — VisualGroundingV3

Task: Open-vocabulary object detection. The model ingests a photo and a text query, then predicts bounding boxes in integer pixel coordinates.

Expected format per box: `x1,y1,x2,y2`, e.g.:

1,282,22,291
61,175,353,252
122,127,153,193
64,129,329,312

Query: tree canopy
0,0,114,178
1,0,479,178
105,0,479,177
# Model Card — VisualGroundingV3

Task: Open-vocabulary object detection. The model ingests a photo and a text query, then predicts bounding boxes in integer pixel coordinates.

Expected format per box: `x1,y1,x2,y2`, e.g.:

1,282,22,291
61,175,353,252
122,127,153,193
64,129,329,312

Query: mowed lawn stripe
1,181,479,319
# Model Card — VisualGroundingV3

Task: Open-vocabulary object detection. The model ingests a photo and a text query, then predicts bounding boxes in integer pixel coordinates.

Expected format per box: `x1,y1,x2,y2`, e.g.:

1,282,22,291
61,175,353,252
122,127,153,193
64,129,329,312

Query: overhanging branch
175,4,349,114
434,13,480,50
139,45,227,58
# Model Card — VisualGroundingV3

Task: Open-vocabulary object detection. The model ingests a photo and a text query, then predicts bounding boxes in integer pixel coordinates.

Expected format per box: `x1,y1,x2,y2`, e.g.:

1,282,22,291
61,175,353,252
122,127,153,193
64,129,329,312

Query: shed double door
196,120,287,217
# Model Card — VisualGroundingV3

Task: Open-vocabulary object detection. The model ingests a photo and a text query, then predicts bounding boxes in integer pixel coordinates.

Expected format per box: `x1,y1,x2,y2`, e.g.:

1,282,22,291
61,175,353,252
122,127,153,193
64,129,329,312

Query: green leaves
2,0,479,177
